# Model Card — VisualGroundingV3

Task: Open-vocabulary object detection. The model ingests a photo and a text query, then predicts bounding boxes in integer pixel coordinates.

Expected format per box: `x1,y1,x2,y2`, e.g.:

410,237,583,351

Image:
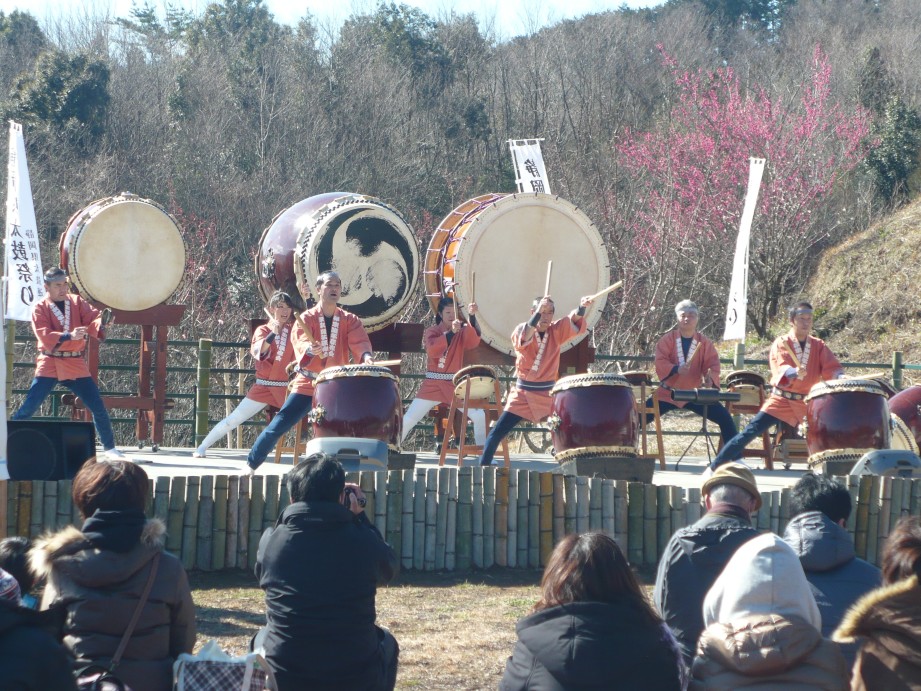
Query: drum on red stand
805,379,891,469
548,373,638,462
256,193,419,332
309,365,402,447
60,193,185,311
424,193,609,356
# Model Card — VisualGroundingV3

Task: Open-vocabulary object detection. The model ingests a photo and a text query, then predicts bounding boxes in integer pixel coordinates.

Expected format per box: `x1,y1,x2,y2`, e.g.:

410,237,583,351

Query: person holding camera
255,454,399,691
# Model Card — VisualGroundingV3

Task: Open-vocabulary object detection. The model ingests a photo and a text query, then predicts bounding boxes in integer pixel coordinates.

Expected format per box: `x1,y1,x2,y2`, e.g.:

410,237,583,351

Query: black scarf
81,509,147,553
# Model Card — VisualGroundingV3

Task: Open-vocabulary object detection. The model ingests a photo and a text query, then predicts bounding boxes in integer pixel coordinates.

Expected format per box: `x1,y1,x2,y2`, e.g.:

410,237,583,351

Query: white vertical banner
722,157,766,341
0,279,6,477
508,139,551,195
5,121,44,322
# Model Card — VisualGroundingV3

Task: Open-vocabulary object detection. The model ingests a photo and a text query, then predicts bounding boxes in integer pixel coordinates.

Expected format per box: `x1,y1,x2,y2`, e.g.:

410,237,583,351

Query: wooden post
627,482,644,566
892,351,903,391
181,476,200,571
483,468,496,568
435,468,449,570
539,473,554,566
196,476,214,572
456,468,472,571
212,475,228,570
195,338,213,445
446,469,458,570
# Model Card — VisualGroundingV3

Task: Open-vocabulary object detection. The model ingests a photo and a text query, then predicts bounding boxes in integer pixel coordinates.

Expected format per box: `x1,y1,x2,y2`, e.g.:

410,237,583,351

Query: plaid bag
174,641,277,691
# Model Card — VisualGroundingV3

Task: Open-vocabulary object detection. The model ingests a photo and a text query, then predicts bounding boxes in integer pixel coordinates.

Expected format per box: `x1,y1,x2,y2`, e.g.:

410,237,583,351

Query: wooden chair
439,375,509,468
625,374,666,469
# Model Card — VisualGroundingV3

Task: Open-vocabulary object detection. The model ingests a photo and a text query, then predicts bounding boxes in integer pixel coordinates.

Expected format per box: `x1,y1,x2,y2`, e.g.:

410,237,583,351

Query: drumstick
585,280,624,302
375,358,402,368
471,272,476,303
544,260,553,296
782,339,802,368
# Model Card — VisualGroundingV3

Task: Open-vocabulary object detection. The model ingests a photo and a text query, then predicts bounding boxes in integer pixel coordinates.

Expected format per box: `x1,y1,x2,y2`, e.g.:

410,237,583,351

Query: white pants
401,397,487,445
197,397,268,454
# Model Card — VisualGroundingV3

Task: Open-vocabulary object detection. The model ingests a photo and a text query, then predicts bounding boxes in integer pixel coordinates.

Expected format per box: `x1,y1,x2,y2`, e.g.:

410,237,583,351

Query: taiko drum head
60,194,185,311
452,365,497,400
425,193,609,356
257,193,419,332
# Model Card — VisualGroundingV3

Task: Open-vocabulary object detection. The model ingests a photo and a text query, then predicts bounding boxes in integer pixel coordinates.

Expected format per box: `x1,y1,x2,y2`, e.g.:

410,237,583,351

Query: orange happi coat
30,294,104,380
288,306,373,396
247,323,297,408
415,321,481,404
654,330,721,408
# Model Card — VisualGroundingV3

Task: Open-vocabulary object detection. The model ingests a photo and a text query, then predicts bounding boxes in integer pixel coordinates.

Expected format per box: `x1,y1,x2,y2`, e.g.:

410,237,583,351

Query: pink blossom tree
614,45,870,340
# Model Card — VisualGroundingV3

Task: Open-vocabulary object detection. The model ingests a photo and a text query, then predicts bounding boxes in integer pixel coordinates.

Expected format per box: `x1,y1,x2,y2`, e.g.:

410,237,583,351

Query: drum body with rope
888,385,921,453
309,365,402,447
257,193,419,332
424,193,609,356
805,379,891,469
451,365,497,401
60,193,186,311
548,373,638,462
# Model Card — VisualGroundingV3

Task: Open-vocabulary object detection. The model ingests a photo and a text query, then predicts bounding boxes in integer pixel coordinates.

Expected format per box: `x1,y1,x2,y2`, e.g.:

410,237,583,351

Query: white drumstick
585,280,624,302
544,260,553,296
375,358,402,368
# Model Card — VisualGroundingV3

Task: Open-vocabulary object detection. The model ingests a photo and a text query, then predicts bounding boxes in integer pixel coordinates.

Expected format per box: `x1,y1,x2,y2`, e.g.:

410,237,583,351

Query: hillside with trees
2,0,920,418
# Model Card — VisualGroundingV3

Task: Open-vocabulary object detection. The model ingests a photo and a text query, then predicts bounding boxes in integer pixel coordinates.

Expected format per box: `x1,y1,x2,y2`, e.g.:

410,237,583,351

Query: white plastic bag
173,640,277,691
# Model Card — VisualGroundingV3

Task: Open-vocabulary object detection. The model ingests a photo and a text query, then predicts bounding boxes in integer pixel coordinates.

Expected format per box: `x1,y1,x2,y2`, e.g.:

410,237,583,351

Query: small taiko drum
888,385,921,452
452,365,497,401
309,365,402,446
725,370,767,410
620,370,655,405
256,193,419,332
805,378,891,468
424,193,609,356
60,193,185,311
548,373,638,462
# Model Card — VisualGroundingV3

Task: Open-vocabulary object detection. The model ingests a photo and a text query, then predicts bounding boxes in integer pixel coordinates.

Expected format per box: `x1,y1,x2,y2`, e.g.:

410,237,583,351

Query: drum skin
60,193,185,311
452,365,497,400
310,365,402,446
805,379,890,457
256,192,419,332
424,193,609,356
888,385,921,451
549,373,638,461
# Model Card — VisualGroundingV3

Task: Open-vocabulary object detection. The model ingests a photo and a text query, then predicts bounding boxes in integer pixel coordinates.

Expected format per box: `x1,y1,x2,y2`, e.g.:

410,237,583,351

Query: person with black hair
782,472,880,668
0,536,38,608
710,301,844,470
255,453,399,690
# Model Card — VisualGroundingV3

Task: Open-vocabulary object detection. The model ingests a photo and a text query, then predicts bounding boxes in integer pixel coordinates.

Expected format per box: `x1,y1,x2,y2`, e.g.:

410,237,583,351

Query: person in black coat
501,532,686,690
255,453,399,691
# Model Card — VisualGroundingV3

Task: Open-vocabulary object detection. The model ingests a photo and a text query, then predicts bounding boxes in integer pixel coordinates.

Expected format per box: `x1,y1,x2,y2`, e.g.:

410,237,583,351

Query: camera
342,486,367,509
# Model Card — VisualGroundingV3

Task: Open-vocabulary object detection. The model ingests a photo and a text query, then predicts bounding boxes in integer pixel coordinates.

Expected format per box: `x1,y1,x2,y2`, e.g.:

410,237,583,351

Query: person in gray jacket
782,472,880,667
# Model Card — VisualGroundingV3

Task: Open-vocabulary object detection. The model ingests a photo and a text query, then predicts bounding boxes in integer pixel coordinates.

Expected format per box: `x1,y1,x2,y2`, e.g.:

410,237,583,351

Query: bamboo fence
5,469,920,573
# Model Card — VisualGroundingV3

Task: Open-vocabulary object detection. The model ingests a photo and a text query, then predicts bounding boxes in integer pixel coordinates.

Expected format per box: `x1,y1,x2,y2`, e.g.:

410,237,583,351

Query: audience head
0,567,21,605
703,532,820,630
534,532,657,622
287,453,346,504
789,472,851,524
0,537,35,595
72,460,149,519
880,516,921,585
702,463,762,513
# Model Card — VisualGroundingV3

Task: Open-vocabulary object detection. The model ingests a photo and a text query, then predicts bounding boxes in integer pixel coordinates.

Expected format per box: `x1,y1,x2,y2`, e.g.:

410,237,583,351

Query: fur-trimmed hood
30,518,166,585
833,574,921,643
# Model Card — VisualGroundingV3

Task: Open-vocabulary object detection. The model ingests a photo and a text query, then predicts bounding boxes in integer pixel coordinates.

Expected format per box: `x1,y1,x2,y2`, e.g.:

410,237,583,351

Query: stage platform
108,446,806,493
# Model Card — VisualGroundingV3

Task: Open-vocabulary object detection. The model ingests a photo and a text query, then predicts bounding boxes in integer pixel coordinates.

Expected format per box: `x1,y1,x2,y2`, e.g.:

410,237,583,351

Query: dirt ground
189,568,657,690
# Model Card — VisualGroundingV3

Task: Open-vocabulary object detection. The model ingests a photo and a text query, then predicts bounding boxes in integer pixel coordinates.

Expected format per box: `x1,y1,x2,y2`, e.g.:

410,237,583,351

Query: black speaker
7,420,97,481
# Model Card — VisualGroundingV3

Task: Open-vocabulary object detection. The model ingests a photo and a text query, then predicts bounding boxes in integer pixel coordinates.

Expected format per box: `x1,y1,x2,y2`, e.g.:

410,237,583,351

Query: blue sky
1,0,663,39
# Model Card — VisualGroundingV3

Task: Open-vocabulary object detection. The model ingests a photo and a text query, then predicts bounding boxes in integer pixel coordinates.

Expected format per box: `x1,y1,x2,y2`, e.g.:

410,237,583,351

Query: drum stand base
555,456,654,482
674,404,718,471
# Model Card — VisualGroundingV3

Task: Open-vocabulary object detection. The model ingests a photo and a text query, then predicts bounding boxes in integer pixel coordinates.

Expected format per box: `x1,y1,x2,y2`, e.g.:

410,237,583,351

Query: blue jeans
248,393,312,470
646,399,739,449
711,410,781,469
13,376,116,450
478,411,523,466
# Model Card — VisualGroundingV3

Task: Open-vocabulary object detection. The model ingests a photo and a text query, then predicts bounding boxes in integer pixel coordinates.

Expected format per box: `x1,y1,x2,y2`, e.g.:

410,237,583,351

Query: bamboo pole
456,468,472,570
528,471,540,568
656,485,670,558
866,475,881,566
386,470,402,553
627,482,644,566
613,480,628,550
564,476,577,535
166,477,185,555
56,479,71,530
237,477,250,569
855,476,872,561
910,478,921,516
779,488,792,536
576,477,590,534
374,471,388,537
435,468,449,570
17,482,31,537
643,484,657,568
686,488,702,525
589,478,602,532
537,473,553,566
756,491,771,531
401,469,414,570
446,469,458,570
471,466,483,568
494,468,508,568
878,477,894,565
181,476,200,571
29,481,42,538
483,467,496,568
516,469,528,567
602,480,615,538
154,477,170,523
263,476,280,532
506,468,517,568
770,491,781,535
226,476,239,569
236,347,247,448
846,475,860,537
195,338,213,445
197,476,214,572
552,475,565,544
247,476,264,572
212,475,228,570
42,481,57,533
669,486,684,534
413,468,426,570
361,472,376,530
424,469,437,571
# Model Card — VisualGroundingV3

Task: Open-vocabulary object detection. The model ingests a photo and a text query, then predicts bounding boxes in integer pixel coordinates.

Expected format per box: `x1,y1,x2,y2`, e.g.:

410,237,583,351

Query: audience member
30,460,196,691
691,533,849,689
255,453,399,691
0,536,39,608
834,516,921,690
654,463,761,663
783,472,880,667
0,566,77,691
500,532,686,690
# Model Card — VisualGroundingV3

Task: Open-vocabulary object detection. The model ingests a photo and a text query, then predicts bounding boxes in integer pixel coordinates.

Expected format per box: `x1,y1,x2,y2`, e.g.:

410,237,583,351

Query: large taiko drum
256,193,419,332
888,385,921,452
548,373,638,462
309,364,402,446
805,378,891,468
424,193,610,356
60,193,185,311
